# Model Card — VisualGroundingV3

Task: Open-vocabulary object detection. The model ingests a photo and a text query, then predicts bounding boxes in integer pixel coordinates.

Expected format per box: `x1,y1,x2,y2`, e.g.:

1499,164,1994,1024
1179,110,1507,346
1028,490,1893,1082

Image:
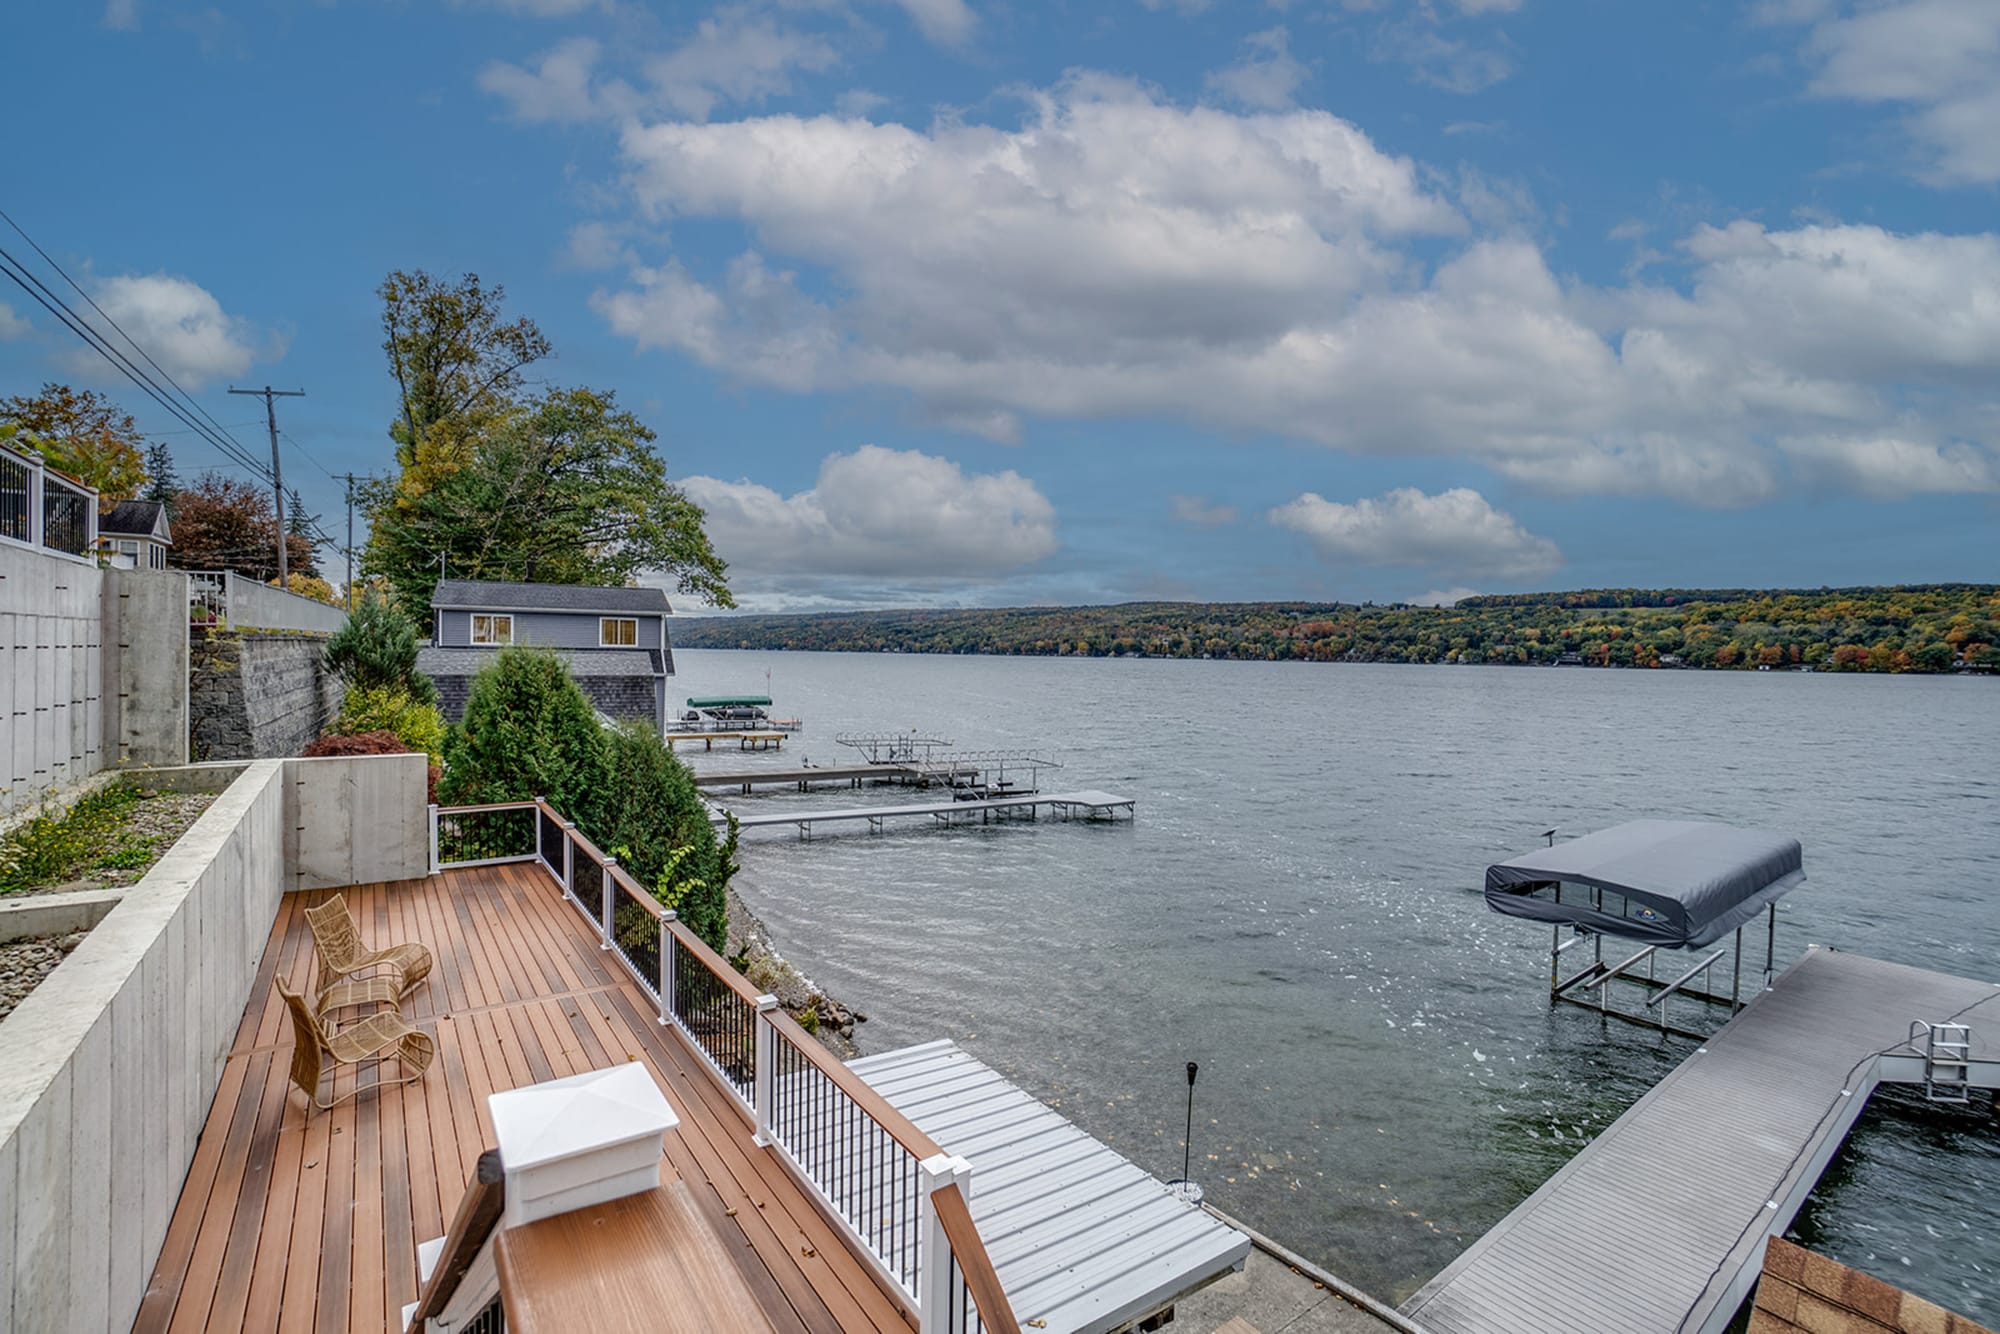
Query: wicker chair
303,892,433,1009
277,975,435,1112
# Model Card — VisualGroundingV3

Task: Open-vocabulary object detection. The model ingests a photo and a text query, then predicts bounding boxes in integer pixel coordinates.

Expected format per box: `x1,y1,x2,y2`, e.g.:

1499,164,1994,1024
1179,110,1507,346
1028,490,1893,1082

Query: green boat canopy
685,695,772,708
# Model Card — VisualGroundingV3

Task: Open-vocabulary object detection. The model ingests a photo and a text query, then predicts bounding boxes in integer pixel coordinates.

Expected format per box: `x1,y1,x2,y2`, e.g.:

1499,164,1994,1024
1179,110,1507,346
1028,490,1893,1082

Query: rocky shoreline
724,870,867,1058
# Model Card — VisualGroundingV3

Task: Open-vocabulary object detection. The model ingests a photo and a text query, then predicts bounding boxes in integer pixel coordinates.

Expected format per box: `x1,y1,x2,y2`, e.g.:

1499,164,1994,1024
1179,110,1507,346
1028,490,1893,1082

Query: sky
3,0,1997,611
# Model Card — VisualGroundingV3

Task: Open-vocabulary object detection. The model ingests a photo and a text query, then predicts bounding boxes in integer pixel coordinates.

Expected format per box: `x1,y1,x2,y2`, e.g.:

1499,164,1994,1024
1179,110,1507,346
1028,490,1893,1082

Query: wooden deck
1402,948,1999,1334
133,861,914,1334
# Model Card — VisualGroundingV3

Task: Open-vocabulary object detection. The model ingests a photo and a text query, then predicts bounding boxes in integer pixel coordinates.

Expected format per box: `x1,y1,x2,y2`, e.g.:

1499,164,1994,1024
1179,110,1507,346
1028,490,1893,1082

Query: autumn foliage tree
1,383,148,505
171,474,316,580
363,269,730,617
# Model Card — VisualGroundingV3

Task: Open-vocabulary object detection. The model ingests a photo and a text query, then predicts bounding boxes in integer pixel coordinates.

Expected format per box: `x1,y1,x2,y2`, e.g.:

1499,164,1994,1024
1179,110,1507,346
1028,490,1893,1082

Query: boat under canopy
1485,818,1805,949
685,694,773,708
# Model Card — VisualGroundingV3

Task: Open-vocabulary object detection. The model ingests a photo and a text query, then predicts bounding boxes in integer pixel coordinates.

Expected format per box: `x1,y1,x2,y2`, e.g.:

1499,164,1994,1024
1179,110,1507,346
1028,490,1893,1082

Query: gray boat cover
1485,819,1805,949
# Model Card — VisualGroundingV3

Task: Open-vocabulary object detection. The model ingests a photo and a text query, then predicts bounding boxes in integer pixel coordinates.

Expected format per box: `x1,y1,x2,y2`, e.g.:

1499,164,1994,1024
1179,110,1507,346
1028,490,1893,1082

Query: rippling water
673,650,2000,1321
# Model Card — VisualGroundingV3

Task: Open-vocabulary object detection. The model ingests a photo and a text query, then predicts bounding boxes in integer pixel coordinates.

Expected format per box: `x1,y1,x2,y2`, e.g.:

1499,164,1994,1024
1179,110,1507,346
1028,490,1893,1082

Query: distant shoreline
671,585,1999,676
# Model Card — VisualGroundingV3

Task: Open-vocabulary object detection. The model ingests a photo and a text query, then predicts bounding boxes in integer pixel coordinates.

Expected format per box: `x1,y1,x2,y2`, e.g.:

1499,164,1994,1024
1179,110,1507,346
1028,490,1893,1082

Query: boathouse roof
1484,819,1805,948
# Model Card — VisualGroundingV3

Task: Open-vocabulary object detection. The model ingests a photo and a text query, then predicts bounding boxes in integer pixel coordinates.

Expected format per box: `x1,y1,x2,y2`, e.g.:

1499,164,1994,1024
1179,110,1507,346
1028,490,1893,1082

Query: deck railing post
533,796,544,867
659,912,676,1026
599,857,618,950
427,804,440,875
561,821,575,901
752,994,779,1146
916,1153,972,1332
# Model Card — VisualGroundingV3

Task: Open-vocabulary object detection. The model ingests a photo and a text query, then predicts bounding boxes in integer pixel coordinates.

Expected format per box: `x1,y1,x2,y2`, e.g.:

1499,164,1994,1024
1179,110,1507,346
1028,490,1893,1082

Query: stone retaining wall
189,628,344,760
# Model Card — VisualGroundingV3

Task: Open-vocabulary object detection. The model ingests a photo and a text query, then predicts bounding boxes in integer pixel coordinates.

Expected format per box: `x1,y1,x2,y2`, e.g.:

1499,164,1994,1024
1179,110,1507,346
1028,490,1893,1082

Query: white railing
0,436,98,562
186,569,348,633
429,798,1020,1334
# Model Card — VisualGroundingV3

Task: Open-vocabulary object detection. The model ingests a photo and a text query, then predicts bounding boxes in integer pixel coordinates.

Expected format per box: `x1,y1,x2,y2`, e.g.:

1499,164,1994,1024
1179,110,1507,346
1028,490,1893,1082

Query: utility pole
345,473,355,612
228,385,305,584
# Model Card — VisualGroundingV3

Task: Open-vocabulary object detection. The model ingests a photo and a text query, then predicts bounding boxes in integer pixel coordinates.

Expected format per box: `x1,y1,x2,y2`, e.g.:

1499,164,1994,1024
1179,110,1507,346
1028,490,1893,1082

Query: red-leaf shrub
301,730,440,803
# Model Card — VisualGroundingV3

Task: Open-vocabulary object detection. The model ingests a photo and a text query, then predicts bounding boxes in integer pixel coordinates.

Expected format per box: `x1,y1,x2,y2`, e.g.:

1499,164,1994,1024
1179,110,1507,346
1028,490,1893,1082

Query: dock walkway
711,789,1135,835
1403,948,1998,1334
691,763,975,793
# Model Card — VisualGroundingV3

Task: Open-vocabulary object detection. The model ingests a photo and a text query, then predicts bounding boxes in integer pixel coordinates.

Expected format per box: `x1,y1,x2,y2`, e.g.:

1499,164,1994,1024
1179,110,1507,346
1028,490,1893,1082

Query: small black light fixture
1167,1061,1203,1206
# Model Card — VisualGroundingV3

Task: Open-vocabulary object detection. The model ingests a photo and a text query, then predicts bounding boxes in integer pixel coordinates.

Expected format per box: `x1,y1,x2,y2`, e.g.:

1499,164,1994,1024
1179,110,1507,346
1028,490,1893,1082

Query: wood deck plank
140,861,912,1334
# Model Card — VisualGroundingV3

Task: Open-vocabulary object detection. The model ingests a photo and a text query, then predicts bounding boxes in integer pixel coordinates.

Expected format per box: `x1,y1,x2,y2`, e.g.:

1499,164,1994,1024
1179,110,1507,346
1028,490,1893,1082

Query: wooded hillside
672,585,2000,673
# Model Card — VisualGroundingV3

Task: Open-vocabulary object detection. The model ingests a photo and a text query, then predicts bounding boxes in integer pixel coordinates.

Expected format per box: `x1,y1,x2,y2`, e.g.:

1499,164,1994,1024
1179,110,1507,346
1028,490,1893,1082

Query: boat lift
1485,820,1806,1039
833,731,955,764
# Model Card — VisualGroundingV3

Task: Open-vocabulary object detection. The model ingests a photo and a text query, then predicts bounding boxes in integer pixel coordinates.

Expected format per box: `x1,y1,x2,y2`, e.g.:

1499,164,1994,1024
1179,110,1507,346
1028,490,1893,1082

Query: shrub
272,572,339,605
331,683,446,763
439,646,607,827
597,719,733,951
301,729,440,802
0,785,144,891
324,591,437,707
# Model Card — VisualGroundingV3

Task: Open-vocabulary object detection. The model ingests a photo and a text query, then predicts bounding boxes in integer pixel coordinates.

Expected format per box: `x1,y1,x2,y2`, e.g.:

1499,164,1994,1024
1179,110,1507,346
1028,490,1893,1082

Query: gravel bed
0,932,89,1024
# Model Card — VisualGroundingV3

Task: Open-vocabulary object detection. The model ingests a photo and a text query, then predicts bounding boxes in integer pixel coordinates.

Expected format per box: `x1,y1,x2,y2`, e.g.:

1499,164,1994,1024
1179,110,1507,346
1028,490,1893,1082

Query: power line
0,244,275,481
0,206,266,473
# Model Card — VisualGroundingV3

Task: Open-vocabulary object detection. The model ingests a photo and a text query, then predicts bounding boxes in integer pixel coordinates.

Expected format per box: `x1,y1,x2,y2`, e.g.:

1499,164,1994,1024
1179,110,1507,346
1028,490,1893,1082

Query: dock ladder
1910,1021,1973,1104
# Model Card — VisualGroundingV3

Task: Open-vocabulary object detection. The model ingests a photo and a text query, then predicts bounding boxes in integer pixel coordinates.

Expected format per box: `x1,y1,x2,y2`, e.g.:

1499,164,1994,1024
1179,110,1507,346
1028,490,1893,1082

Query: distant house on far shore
96,499,171,570
416,579,674,731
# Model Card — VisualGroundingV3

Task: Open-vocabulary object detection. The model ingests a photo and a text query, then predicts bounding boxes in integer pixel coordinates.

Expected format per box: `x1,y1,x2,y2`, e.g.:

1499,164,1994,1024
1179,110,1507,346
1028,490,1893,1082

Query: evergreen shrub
438,646,608,828
323,591,438,707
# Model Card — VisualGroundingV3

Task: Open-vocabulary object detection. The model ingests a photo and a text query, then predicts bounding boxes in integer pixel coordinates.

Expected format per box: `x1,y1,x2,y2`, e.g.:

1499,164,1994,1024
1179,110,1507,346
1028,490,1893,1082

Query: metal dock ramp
852,1040,1251,1333
1402,948,1998,1334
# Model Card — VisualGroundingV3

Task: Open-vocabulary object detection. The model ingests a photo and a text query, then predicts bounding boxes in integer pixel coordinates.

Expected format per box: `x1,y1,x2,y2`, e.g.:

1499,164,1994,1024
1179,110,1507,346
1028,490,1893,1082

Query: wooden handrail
407,1149,506,1329
932,1181,1018,1333
434,800,541,815
764,1008,945,1162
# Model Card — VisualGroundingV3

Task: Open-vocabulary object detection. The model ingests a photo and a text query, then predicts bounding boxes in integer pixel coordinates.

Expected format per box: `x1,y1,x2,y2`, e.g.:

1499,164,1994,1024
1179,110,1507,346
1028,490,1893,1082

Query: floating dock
1402,948,1998,1334
709,788,1135,837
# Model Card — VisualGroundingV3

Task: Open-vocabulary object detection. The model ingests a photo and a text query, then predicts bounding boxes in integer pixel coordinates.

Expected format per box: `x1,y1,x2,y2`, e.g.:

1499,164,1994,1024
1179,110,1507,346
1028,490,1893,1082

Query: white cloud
1270,487,1561,579
1413,587,1484,607
588,76,2000,506
682,446,1056,600
0,303,29,341
649,8,840,120
893,0,977,47
1170,495,1239,528
1206,27,1309,111
70,274,268,388
480,37,610,124
1778,433,1998,497
1773,0,2000,184
103,0,138,29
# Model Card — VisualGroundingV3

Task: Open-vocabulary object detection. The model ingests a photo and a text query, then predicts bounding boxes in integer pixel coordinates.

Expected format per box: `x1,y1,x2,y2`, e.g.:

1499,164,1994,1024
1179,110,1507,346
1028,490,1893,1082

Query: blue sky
4,0,1997,610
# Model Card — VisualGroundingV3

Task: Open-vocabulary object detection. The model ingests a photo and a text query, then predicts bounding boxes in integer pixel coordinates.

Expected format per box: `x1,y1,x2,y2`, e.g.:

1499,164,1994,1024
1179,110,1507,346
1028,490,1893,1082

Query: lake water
672,649,2000,1322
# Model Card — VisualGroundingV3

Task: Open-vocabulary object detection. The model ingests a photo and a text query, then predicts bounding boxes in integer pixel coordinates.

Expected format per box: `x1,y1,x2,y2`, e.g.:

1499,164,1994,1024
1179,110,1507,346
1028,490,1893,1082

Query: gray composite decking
1402,948,1999,1334
851,1040,1251,1334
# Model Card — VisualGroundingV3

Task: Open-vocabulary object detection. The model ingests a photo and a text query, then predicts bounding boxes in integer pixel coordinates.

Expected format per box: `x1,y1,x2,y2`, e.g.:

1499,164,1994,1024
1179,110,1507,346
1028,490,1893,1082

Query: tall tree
365,386,730,612
378,269,551,469
172,473,315,580
1,382,148,504
364,270,730,616
141,441,180,514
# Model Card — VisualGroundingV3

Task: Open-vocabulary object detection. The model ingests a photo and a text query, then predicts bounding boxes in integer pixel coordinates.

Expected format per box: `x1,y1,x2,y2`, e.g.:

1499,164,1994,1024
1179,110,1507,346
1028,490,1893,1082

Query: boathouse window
600,617,638,646
472,614,513,645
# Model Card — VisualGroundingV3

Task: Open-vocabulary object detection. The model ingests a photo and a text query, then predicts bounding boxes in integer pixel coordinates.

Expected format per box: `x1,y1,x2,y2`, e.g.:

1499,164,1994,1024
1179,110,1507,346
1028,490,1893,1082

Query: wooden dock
711,789,1135,837
665,730,784,752
1402,948,1999,1334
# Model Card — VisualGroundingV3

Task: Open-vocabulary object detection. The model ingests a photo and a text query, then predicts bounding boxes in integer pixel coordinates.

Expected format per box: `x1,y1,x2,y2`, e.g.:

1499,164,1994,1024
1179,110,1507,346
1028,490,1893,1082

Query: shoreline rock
724,870,867,1060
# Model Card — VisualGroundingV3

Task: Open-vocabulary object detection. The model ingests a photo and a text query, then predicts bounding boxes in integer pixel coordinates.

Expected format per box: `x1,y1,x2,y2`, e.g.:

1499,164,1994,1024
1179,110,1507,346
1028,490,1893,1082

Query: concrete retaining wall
0,753,431,1334
101,569,190,771
190,627,344,761
0,542,105,822
209,572,348,635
